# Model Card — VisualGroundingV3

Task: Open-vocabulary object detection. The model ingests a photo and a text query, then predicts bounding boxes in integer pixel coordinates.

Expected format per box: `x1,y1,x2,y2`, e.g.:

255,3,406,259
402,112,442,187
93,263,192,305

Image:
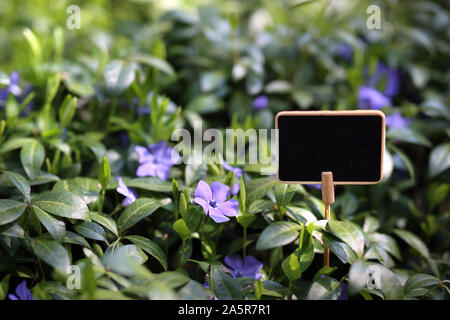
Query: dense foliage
0,0,448,300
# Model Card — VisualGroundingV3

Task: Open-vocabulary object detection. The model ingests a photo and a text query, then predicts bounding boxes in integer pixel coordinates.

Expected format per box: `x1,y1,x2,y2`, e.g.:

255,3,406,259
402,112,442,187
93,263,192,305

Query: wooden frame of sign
275,110,385,266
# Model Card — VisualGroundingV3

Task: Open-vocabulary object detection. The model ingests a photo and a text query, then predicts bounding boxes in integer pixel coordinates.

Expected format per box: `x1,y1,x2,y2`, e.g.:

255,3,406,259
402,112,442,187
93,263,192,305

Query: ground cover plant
0,0,449,300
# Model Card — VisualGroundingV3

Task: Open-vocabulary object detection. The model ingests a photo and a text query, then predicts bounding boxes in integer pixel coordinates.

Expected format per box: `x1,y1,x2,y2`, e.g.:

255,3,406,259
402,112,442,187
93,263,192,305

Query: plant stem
242,226,247,259
288,281,294,300
179,239,186,267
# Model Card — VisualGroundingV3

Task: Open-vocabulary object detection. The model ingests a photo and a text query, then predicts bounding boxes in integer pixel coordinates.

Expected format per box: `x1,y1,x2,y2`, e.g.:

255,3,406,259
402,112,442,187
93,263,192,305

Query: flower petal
135,146,153,163
210,181,230,204
136,162,157,177
193,197,210,215
15,281,32,300
194,180,212,202
224,255,243,277
231,183,240,196
243,256,263,278
217,199,239,217
155,163,171,180
208,207,229,223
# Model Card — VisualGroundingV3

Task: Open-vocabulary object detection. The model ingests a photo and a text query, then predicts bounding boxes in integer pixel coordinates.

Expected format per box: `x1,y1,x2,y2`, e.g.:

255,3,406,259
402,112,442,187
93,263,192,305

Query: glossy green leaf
246,177,275,204
89,212,118,237
327,220,365,258
0,200,27,226
33,205,65,241
125,235,168,270
74,221,107,241
20,139,45,180
3,171,31,202
212,268,242,300
118,198,170,234
104,60,136,95
256,221,301,250
32,191,89,220
31,238,71,274
428,143,450,178
98,156,111,190
307,276,340,300
173,218,191,241
282,253,302,281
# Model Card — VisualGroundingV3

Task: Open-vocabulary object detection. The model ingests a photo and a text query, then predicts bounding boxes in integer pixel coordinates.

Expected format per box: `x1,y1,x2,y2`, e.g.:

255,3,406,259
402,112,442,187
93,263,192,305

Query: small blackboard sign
276,110,385,184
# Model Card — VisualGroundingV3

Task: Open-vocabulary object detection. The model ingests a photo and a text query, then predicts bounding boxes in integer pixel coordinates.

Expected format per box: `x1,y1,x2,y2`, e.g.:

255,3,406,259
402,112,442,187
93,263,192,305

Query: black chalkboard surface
276,110,385,184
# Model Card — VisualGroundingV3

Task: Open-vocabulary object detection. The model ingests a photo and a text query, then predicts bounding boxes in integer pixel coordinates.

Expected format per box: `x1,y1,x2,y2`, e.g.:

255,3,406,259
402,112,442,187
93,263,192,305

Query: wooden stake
321,172,335,267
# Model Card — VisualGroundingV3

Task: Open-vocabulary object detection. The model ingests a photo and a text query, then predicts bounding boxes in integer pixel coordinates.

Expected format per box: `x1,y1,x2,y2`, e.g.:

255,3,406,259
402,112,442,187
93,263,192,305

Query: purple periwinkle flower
135,141,180,180
386,112,410,130
358,86,391,110
306,184,321,190
367,63,400,98
224,255,263,279
231,183,240,196
8,280,33,300
116,177,137,206
0,71,22,106
336,43,353,62
338,282,348,300
223,161,243,178
193,180,239,223
252,95,269,110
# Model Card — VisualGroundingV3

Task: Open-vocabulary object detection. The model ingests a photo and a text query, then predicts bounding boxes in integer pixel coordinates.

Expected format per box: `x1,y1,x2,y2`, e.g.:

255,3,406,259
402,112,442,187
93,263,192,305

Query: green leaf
322,233,358,264
98,156,111,189
125,235,168,271
59,94,77,127
256,222,301,250
89,212,118,237
31,238,71,274
404,274,441,298
32,191,89,220
126,177,173,192
393,229,430,259
248,199,273,214
388,128,431,147
428,143,450,178
173,218,191,241
285,206,317,224
129,54,175,76
0,137,35,153
239,176,246,213
0,223,25,238
118,198,170,234
178,280,211,300
156,271,190,288
0,274,10,300
23,28,42,61
107,177,174,193
74,221,106,241
368,233,401,261
104,60,136,95
237,213,256,228
3,171,30,202
274,182,299,206
246,177,275,204
0,200,27,226
327,220,365,258
307,276,341,300
282,253,302,281
20,139,45,180
33,205,65,241
63,231,91,249
212,268,242,300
